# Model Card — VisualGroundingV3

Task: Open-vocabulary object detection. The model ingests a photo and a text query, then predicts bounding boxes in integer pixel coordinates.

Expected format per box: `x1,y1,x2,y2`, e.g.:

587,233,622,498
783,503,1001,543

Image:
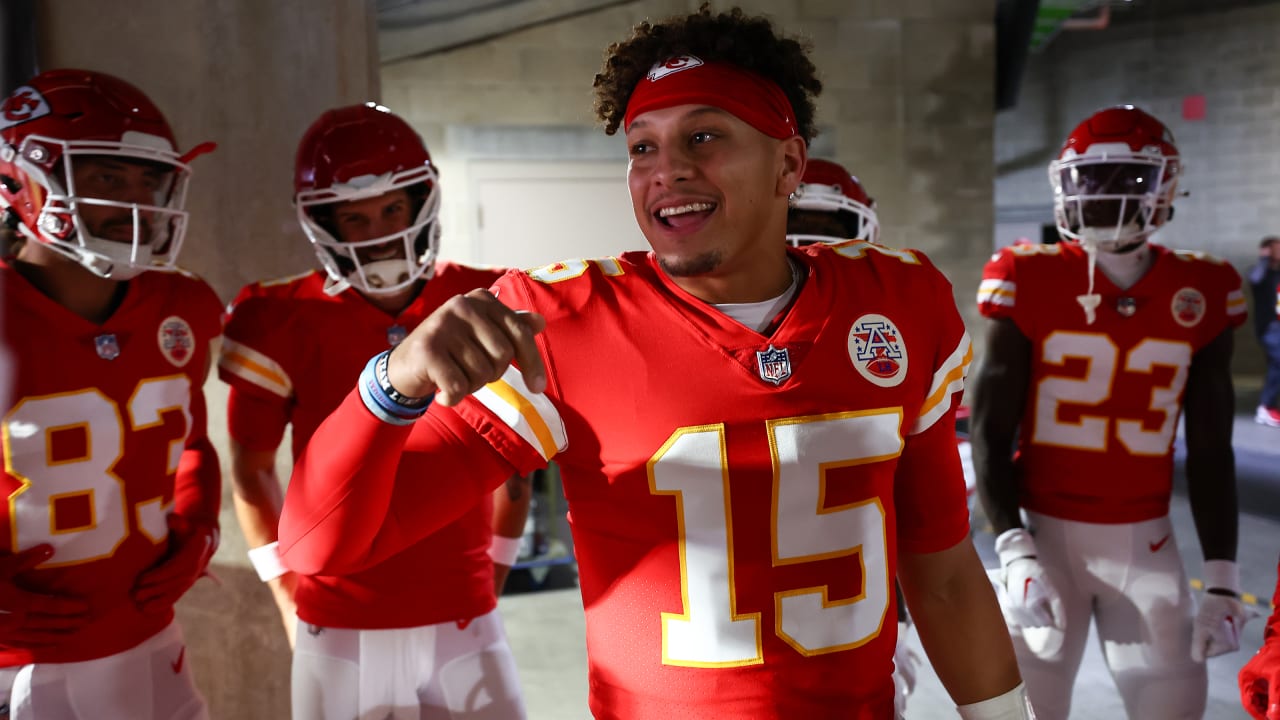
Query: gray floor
498,414,1280,720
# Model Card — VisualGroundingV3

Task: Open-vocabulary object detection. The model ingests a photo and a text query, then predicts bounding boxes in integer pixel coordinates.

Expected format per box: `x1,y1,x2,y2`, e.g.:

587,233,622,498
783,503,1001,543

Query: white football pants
292,608,526,720
0,621,207,720
1009,511,1205,720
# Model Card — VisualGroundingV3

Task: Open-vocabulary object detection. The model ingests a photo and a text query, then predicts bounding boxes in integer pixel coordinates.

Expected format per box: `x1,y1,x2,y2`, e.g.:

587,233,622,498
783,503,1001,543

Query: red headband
623,56,798,139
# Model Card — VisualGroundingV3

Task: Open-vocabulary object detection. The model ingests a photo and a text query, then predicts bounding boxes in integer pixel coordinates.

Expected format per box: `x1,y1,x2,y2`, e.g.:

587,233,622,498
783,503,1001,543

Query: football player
279,7,1032,720
786,158,879,246
0,70,221,719
972,105,1250,719
218,103,528,720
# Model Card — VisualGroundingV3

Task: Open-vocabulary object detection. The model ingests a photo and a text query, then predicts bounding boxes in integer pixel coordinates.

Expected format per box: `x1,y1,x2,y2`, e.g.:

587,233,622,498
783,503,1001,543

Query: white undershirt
713,259,801,332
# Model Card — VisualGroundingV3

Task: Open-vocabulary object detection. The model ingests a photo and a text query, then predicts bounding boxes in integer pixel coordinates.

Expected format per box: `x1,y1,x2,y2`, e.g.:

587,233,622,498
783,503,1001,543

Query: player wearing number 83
0,70,221,719
972,105,1250,720
281,7,1030,720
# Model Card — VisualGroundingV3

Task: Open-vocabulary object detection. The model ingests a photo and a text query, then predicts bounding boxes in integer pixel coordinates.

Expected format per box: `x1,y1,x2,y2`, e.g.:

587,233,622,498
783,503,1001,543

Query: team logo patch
157,316,195,367
647,55,704,82
755,345,792,386
848,314,908,387
0,85,50,130
1170,287,1206,328
94,333,120,361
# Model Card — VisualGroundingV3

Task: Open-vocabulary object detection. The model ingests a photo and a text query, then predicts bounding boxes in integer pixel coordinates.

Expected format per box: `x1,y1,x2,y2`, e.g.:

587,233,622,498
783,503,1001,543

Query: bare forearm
900,543,1021,705
1186,449,1238,561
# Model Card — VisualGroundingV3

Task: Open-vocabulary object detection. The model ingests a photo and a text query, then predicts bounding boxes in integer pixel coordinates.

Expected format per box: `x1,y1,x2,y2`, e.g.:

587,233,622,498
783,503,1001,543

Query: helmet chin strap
1076,225,1152,324
1076,235,1102,326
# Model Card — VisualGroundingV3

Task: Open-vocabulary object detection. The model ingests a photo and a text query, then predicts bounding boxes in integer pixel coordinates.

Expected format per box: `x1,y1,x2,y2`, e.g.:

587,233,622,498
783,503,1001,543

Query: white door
467,161,647,270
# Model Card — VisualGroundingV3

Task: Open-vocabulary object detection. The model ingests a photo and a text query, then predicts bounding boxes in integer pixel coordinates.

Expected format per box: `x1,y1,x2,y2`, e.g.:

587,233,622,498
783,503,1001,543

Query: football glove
993,528,1065,630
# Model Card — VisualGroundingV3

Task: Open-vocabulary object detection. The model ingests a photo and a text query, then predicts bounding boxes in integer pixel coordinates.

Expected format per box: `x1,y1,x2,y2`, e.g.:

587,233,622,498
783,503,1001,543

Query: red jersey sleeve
173,273,225,528
976,247,1018,322
895,256,971,554
219,283,294,449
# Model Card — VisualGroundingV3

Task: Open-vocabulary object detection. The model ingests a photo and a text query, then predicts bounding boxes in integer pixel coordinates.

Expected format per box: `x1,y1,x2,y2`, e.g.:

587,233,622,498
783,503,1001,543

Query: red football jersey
439,243,972,719
977,241,1246,523
0,261,222,664
219,263,505,629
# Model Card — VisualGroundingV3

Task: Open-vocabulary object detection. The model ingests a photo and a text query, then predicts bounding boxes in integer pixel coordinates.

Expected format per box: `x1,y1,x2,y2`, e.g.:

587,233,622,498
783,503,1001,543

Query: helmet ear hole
0,174,19,193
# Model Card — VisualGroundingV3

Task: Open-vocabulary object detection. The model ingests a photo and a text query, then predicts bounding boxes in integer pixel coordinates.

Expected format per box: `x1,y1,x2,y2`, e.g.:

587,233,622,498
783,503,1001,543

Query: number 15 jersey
977,241,1246,523
445,242,972,719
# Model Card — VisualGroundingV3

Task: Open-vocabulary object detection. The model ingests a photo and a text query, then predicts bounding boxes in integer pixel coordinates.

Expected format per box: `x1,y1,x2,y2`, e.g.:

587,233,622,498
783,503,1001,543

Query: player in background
218,103,528,720
0,69,221,720
278,7,1031,720
972,104,1250,720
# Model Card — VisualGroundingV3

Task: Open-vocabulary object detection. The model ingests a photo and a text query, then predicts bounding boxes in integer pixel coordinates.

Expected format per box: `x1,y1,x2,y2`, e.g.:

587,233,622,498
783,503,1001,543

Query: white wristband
1202,559,1240,594
957,682,1035,720
247,541,288,582
489,534,522,567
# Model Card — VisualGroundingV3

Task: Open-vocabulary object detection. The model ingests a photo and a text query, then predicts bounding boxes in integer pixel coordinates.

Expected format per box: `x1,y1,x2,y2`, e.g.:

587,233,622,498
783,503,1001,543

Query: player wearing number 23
0,70,221,719
281,7,1031,720
973,105,1250,720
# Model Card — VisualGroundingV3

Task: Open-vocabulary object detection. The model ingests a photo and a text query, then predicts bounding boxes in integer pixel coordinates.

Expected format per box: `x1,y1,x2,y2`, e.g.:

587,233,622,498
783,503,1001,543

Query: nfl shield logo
94,333,120,361
755,345,792,386
386,324,407,347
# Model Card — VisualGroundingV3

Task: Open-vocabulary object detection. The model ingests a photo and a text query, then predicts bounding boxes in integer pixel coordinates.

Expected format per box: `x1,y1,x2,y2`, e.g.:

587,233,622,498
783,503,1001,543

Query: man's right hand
0,544,91,649
994,528,1066,630
387,289,547,406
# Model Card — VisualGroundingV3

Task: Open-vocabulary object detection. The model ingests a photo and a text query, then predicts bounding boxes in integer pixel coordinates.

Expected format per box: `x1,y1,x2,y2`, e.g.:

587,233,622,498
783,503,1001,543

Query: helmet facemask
1050,149,1176,254
296,165,440,297
5,132,191,279
786,182,879,246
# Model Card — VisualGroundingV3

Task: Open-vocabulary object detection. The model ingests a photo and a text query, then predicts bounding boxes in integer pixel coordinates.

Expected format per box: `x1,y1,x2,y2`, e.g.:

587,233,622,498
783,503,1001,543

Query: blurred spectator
1249,236,1280,427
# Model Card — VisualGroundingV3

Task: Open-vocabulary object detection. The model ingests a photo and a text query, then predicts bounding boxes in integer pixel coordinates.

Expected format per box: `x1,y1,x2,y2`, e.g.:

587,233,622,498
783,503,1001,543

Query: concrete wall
38,1,379,717
381,0,997,336
994,2,1280,375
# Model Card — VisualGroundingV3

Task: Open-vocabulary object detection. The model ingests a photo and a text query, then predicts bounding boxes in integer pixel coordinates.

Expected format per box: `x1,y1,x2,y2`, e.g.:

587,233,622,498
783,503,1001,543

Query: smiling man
0,69,221,720
218,103,529,720
279,7,1028,720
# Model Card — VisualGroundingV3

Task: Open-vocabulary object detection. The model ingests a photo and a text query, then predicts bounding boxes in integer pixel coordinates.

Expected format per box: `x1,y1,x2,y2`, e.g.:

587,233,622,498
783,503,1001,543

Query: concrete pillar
37,2,379,717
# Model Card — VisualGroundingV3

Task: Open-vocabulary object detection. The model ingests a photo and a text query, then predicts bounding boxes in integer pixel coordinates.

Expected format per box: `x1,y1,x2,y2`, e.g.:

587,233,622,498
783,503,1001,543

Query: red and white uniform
219,263,504,629
978,241,1246,523
0,259,222,665
282,241,973,719
977,241,1246,720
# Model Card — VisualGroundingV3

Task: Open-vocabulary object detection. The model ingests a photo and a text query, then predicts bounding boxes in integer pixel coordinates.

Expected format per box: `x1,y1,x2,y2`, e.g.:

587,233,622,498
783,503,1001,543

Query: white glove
993,529,1065,630
893,620,920,717
1191,560,1258,662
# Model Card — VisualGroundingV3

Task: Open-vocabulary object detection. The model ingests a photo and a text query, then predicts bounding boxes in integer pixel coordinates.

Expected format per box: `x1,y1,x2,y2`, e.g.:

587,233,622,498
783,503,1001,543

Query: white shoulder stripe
219,338,292,398
473,365,568,462
911,331,972,436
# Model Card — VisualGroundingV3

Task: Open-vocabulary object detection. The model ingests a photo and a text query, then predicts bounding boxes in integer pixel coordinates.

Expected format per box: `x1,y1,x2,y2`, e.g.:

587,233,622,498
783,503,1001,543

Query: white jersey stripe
911,332,972,436
473,365,568,462
219,338,292,398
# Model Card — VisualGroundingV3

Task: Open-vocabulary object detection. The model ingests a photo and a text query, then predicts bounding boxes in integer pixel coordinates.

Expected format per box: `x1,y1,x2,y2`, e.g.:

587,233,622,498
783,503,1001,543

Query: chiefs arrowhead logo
0,86,51,130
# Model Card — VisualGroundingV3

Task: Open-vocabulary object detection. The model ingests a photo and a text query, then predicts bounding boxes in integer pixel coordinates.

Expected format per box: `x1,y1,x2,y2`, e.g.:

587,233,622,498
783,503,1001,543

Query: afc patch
755,344,792,386
848,314,908,388
1170,287,1206,328
647,55,704,82
157,316,196,367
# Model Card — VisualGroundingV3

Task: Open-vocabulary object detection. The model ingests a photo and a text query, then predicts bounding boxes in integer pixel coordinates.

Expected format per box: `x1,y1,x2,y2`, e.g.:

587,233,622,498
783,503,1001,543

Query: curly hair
592,5,822,143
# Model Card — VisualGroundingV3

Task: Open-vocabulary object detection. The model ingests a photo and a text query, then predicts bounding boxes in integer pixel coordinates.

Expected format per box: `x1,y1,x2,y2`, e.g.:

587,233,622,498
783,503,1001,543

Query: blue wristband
357,352,431,425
